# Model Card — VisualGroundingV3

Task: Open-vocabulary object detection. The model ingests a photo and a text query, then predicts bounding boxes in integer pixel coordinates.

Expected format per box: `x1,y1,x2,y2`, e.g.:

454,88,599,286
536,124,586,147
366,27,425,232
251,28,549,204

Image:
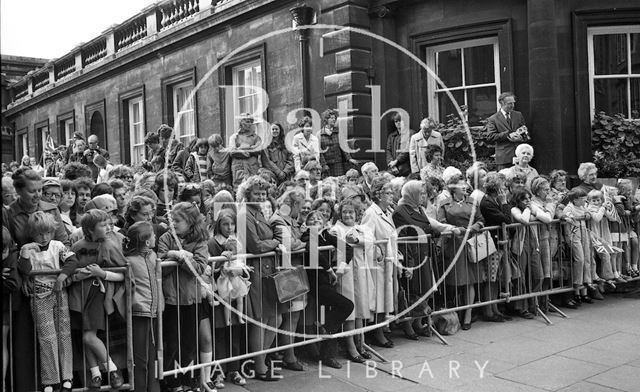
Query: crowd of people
2,106,639,392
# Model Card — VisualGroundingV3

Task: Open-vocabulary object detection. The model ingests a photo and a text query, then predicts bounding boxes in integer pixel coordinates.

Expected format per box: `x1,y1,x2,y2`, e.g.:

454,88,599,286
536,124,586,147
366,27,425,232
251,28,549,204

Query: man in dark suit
485,92,529,170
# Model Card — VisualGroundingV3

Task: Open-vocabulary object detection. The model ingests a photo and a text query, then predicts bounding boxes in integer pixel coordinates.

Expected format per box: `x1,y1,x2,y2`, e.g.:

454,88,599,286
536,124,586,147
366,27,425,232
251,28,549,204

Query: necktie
506,113,512,128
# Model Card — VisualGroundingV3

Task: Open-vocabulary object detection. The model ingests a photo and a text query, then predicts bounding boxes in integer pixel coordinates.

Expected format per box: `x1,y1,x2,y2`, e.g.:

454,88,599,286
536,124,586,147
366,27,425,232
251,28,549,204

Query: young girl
158,202,210,392
18,212,76,392
208,211,248,387
587,190,619,289
563,189,594,304
615,179,640,278
67,209,127,390
206,134,232,188
124,221,161,392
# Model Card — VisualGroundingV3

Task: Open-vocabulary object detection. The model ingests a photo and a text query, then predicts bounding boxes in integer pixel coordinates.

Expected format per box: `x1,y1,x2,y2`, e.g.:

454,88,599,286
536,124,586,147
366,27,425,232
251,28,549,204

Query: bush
436,113,496,171
591,112,640,178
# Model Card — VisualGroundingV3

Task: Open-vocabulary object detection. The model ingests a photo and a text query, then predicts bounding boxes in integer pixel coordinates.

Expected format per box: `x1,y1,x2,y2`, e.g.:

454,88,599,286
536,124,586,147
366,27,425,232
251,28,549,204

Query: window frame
161,68,198,144
587,25,640,121
34,120,49,162
425,37,501,124
172,80,196,144
118,85,146,165
56,111,75,146
219,44,267,142
128,96,146,165
16,127,28,159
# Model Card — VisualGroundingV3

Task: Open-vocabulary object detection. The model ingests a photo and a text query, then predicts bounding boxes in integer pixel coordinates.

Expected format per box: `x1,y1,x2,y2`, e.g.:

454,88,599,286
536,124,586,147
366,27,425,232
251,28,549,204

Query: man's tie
506,112,512,129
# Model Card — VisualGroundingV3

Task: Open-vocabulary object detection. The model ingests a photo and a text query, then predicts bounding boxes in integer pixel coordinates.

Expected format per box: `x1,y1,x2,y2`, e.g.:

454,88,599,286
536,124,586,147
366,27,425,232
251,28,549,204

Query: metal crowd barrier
7,216,638,390
7,267,134,392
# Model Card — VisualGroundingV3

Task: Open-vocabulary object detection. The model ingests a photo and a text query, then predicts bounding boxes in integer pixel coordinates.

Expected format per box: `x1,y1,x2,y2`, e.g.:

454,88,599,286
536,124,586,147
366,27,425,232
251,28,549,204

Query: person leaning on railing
437,174,484,330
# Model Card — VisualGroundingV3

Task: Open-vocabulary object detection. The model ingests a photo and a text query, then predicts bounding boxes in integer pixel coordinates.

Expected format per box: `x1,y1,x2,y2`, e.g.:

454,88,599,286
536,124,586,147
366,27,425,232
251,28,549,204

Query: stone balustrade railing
115,16,148,52
54,56,76,80
7,0,249,106
82,38,108,67
32,71,50,92
158,0,200,31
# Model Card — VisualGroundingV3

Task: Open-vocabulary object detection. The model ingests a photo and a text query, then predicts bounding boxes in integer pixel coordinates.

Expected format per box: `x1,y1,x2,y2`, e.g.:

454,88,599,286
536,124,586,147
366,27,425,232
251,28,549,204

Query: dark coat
485,110,527,165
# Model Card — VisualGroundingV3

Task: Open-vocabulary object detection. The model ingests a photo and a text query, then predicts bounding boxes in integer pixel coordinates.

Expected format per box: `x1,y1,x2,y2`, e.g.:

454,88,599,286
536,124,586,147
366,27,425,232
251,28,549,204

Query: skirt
71,285,105,331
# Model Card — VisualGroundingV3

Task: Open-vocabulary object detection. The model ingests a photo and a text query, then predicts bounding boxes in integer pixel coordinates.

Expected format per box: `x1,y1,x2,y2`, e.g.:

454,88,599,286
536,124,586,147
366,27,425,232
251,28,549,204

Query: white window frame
172,80,196,144
128,96,145,165
587,25,640,121
231,59,264,123
425,37,501,123
63,118,74,146
20,132,28,158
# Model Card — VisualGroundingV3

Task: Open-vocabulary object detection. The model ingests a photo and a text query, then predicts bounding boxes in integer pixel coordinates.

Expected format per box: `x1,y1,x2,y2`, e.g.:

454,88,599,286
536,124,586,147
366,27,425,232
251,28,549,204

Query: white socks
90,366,101,379
200,351,212,382
102,359,118,373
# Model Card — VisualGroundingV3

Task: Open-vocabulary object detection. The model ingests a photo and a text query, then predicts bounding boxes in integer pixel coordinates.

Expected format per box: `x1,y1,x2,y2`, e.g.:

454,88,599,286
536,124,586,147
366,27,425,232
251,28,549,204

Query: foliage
591,111,640,178
436,112,496,171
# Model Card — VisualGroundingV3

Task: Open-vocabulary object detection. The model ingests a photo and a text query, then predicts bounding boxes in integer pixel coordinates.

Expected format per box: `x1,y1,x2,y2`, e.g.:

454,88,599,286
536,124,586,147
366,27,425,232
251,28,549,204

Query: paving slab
586,365,640,392
558,342,640,368
496,355,608,391
557,381,630,392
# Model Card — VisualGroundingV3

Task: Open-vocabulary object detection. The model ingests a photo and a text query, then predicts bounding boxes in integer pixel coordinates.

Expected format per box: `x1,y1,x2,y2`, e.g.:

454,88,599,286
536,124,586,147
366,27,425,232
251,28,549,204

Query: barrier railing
6,267,134,392
7,217,637,389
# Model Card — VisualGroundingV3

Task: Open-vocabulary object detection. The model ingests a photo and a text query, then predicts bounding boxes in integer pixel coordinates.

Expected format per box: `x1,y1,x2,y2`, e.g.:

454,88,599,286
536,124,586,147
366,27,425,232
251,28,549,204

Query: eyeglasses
117,176,134,181
43,191,62,199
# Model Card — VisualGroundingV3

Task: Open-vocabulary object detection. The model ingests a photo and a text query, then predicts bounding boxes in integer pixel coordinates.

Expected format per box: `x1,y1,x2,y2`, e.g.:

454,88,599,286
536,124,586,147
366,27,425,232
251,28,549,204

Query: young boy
185,138,209,183
18,212,77,392
563,189,595,304
587,189,619,291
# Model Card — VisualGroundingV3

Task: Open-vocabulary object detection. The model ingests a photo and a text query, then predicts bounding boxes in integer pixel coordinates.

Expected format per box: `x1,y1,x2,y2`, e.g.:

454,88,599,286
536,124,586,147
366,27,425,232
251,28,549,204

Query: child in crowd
563,189,595,304
615,179,640,277
18,212,76,392
68,209,127,390
185,138,209,183
587,190,620,288
2,227,20,391
207,134,232,188
157,202,209,392
124,221,161,392
208,211,249,387
94,154,114,184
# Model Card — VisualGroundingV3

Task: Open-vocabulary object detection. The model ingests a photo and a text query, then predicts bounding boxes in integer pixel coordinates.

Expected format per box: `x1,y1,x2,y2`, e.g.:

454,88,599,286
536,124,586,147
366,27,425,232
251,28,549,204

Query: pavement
219,288,640,392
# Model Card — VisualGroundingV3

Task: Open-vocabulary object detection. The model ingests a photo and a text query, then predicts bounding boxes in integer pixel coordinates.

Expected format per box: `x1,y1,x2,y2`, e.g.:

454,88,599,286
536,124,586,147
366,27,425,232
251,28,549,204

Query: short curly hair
321,108,338,127
483,172,506,196
425,144,443,162
62,162,92,181
239,175,271,202
369,175,392,202
577,162,597,181
549,169,568,189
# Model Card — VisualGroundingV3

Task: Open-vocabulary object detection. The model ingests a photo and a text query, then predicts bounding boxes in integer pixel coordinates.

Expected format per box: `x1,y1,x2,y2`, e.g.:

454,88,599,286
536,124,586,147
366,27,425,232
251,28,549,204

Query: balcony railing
7,0,249,107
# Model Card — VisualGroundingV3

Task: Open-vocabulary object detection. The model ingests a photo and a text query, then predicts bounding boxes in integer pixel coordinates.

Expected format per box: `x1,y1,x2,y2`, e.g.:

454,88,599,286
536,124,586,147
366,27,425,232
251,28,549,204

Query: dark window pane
594,78,628,117
437,90,465,121
464,45,495,85
436,49,462,88
632,33,640,74
593,34,627,75
631,78,640,119
467,87,497,126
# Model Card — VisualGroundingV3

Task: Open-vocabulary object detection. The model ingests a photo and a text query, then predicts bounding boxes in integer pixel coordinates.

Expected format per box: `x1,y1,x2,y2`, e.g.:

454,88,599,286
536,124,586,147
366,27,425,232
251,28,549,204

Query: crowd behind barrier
2,114,640,392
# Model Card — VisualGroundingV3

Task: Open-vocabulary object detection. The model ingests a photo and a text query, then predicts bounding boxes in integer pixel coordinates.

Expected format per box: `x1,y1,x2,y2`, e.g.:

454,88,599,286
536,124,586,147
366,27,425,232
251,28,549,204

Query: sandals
356,346,372,360
347,352,367,363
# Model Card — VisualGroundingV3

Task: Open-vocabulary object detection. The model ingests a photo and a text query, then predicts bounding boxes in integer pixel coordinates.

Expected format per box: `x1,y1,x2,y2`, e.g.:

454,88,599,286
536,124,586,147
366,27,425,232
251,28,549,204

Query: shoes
282,360,304,371
88,376,102,390
369,337,394,348
604,280,617,290
581,295,594,304
483,314,505,323
60,380,73,392
589,288,604,300
346,352,367,363
229,371,246,386
109,370,124,389
212,374,225,389
321,358,342,369
517,310,535,319
255,371,280,382
495,312,512,321
201,381,216,392
415,327,431,337
356,346,372,360
564,299,578,309
402,330,419,340
461,323,471,330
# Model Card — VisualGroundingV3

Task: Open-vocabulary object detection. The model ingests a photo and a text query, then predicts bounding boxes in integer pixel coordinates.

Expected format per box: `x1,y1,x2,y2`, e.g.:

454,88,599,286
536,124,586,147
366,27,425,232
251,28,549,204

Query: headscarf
398,180,423,211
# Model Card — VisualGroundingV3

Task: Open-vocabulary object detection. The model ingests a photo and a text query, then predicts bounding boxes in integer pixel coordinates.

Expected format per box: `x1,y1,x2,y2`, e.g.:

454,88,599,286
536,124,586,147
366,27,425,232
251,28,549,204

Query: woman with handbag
393,180,462,335
236,175,284,381
437,174,485,330
269,189,307,372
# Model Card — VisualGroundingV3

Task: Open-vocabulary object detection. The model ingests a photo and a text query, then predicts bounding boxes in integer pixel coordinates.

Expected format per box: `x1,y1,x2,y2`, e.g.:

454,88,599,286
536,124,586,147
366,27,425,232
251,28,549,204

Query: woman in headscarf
393,180,460,337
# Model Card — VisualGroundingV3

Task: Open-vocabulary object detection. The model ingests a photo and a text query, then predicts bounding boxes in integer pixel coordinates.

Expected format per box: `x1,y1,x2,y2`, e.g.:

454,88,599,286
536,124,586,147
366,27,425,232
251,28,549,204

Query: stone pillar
103,26,117,57
46,62,55,84
73,45,84,72
321,0,375,162
143,4,159,35
527,0,562,173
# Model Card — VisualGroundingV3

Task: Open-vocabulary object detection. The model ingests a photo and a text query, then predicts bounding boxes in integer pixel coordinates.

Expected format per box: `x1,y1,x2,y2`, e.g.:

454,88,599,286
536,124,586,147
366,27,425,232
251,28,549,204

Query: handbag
268,265,310,303
466,232,497,263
